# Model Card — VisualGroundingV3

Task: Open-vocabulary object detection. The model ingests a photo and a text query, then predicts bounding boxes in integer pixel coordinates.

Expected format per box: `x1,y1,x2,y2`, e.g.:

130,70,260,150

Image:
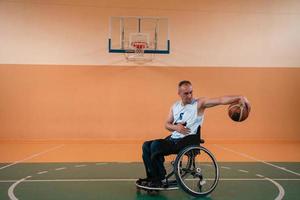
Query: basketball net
132,41,147,56
124,33,154,63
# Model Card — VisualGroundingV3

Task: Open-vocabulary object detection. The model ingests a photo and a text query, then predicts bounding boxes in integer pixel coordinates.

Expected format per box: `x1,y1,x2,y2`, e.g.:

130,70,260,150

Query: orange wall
1,64,299,141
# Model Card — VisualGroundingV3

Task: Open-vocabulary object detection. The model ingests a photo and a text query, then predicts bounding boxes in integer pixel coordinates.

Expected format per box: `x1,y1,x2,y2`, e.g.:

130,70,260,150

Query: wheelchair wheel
174,145,219,197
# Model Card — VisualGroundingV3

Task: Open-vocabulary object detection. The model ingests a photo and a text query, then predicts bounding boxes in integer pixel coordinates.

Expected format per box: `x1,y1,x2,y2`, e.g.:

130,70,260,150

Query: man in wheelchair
137,80,250,188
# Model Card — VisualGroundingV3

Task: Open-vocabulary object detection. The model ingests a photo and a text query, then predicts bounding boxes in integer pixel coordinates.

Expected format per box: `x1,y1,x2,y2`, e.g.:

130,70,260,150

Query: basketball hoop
124,33,154,62
131,41,148,56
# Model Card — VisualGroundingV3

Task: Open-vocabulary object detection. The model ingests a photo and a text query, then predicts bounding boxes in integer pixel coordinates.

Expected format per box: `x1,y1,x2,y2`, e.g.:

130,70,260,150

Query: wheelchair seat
164,126,204,155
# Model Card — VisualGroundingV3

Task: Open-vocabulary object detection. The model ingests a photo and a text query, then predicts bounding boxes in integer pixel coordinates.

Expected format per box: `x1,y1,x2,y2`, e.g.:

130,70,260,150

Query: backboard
108,16,170,60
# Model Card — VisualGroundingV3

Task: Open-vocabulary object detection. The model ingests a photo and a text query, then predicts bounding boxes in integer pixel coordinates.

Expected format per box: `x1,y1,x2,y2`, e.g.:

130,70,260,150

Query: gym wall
0,65,299,141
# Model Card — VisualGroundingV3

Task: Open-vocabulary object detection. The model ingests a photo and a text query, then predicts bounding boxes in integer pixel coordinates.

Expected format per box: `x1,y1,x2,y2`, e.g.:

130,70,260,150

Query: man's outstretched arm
198,96,250,112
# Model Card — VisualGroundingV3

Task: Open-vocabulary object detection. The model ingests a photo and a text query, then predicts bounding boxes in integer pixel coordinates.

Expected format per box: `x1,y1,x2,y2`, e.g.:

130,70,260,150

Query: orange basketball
228,102,250,122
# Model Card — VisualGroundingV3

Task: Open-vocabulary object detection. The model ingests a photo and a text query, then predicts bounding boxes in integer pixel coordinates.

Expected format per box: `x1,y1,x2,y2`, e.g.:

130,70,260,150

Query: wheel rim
176,146,219,196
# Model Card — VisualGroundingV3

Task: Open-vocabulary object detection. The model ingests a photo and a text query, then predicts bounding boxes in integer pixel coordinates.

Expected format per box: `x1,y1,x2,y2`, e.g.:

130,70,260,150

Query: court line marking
95,163,107,165
55,167,66,171
74,164,87,168
256,174,264,178
214,144,300,176
8,176,31,200
238,169,249,173
0,144,65,170
221,166,231,170
265,177,285,200
2,178,300,182
37,171,48,175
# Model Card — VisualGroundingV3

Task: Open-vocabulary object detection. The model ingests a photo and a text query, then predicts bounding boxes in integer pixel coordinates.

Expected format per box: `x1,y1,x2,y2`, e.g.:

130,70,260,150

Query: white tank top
171,99,204,139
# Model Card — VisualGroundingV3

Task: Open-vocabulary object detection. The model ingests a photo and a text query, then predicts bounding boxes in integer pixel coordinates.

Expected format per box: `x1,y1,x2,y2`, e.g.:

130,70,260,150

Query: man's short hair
178,80,192,87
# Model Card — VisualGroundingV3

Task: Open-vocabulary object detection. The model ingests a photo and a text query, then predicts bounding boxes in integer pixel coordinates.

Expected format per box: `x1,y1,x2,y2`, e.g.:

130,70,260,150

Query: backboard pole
121,17,125,50
154,19,158,50
138,18,141,33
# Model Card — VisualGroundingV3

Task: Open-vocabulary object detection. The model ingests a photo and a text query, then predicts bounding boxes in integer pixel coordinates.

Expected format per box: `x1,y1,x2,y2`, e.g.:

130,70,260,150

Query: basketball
228,103,250,122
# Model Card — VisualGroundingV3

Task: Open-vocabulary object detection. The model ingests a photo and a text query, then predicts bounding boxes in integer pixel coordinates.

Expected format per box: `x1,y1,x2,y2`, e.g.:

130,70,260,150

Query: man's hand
175,123,190,135
239,96,251,112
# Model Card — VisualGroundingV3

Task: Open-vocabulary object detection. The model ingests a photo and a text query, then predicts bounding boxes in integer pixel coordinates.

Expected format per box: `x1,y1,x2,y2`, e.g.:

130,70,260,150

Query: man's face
178,84,193,104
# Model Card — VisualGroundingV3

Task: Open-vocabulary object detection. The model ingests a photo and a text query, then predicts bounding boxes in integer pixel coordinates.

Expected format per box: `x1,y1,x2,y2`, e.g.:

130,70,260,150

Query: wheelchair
137,127,220,197
164,140,219,197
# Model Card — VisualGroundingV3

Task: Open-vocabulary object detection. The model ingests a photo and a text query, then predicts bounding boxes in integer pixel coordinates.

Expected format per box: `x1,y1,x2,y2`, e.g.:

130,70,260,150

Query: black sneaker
136,177,151,186
147,180,162,188
162,179,177,187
